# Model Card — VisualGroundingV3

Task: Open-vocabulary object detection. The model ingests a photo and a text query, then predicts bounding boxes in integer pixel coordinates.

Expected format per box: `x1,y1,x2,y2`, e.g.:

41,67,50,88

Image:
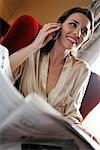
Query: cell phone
53,28,61,40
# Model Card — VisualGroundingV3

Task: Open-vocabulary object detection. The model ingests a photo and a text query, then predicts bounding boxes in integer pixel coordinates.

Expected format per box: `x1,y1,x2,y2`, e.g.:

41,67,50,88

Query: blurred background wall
0,0,91,24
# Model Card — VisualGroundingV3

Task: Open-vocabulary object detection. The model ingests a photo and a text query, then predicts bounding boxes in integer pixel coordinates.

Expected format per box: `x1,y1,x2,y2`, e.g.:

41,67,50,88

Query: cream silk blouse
14,50,90,124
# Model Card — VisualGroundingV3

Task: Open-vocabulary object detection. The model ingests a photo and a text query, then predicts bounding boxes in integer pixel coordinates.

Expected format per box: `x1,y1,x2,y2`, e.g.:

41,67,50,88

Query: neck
49,40,68,65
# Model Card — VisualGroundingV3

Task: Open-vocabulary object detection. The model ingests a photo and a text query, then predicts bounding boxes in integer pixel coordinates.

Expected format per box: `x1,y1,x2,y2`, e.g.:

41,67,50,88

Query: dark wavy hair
40,7,94,54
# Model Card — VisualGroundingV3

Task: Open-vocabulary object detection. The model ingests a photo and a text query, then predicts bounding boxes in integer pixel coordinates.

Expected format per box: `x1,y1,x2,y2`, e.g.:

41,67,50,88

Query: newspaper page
0,93,96,150
0,72,100,150
0,73,81,149
0,93,75,142
0,72,24,124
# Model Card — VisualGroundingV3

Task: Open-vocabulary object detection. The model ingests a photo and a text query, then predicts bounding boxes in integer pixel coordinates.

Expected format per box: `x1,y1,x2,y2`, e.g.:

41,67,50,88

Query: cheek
59,28,66,39
61,24,71,33
60,27,71,40
78,36,84,45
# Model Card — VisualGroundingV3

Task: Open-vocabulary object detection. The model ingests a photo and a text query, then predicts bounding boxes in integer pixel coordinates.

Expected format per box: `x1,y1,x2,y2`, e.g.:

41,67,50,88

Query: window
91,56,100,75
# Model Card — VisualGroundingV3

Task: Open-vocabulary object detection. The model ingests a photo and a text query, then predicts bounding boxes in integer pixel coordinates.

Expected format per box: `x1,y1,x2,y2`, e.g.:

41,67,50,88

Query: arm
10,23,61,73
10,42,39,73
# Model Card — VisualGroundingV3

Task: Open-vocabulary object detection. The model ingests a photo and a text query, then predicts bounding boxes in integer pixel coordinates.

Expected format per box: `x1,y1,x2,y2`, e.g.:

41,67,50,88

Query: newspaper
0,73,100,150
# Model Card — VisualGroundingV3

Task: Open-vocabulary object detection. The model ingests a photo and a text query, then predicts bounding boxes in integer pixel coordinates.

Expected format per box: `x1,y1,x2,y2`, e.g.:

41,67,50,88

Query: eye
69,22,77,28
81,28,88,36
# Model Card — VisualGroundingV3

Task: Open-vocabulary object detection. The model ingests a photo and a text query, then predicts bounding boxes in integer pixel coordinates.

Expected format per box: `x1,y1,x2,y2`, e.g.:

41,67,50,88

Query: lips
66,36,77,45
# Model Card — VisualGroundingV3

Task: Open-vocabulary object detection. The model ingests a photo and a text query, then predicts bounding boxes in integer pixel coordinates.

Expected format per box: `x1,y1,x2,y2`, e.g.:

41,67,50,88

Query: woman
10,7,94,124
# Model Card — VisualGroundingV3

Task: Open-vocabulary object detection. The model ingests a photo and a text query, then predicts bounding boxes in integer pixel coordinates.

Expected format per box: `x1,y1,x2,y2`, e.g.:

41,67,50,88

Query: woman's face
59,12,91,50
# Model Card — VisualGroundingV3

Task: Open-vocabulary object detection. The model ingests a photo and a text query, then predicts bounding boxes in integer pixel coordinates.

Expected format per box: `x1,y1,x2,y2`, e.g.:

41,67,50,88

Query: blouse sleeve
13,60,27,81
64,62,91,124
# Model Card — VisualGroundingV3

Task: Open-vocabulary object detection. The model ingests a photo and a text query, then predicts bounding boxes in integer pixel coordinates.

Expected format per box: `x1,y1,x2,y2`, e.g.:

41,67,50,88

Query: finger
46,26,61,35
44,23,61,27
43,23,61,31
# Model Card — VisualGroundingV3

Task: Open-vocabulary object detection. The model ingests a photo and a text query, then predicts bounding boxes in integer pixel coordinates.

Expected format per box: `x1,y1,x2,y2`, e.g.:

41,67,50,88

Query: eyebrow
71,19,88,31
71,19,79,24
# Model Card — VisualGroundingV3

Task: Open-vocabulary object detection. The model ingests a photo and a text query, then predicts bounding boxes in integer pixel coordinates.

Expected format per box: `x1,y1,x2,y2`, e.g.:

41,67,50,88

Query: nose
73,28,81,38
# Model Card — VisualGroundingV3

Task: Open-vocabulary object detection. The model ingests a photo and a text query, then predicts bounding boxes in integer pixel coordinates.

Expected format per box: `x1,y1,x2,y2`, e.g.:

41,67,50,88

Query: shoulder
74,56,90,71
73,56,90,78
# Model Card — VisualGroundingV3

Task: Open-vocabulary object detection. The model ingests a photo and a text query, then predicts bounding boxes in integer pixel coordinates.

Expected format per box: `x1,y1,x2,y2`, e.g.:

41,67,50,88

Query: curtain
78,0,100,68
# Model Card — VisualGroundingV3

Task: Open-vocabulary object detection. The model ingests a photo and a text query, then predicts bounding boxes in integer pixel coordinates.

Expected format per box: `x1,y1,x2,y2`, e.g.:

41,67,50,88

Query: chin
65,45,76,50
64,42,77,50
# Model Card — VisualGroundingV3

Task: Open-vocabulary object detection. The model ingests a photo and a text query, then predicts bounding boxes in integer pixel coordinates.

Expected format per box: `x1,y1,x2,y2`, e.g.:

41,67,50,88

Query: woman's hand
32,23,61,50
77,124,100,144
